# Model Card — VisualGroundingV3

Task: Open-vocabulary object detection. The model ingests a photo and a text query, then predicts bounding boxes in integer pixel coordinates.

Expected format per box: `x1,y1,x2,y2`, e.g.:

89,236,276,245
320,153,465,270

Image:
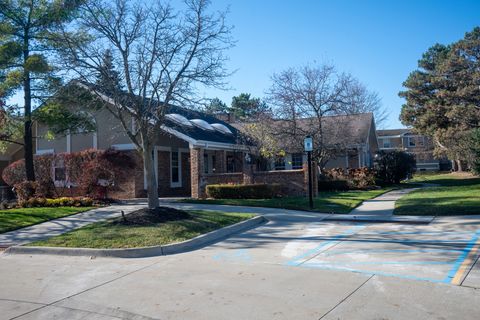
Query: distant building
376,129,450,171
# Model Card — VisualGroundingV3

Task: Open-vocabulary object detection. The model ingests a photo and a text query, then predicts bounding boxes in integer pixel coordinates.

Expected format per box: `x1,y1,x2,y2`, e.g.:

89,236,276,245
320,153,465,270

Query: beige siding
36,123,68,153
95,108,132,149
154,132,189,149
71,132,95,152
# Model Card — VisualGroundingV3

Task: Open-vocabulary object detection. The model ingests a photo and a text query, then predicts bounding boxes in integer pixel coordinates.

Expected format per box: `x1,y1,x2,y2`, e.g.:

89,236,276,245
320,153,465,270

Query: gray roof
377,129,411,137
163,105,242,145
234,113,375,152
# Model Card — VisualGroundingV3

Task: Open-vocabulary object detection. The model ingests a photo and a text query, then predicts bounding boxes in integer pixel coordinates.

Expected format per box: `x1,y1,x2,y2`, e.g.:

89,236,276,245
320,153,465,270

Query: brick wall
204,173,243,185
252,170,305,196
197,165,317,199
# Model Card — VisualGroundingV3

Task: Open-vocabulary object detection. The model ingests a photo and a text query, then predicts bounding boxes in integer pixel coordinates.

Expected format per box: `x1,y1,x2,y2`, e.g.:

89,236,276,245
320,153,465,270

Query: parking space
285,222,480,285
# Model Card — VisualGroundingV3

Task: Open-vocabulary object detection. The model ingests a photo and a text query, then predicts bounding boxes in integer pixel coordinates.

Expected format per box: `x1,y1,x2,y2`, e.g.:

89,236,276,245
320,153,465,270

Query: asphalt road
1,207,479,320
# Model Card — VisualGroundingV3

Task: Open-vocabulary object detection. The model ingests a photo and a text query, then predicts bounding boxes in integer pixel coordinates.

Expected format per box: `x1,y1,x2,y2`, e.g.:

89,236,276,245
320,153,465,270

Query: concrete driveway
1,205,479,320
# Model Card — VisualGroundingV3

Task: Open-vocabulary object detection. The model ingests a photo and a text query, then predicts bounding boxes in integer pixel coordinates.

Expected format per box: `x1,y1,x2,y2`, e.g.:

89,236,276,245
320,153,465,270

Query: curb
4,215,266,258
323,215,434,224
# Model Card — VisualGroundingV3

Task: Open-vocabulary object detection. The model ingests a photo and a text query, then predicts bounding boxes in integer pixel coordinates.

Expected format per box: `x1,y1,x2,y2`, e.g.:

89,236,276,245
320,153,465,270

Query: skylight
165,113,193,127
211,123,233,135
190,119,215,131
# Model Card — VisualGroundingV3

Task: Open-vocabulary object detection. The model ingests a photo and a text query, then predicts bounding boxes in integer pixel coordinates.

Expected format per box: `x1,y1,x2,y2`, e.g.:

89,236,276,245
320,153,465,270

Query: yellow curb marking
452,238,480,285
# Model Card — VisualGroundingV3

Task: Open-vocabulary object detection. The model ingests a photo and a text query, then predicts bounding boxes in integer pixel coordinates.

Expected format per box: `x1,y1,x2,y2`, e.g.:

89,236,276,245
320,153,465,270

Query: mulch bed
114,207,192,226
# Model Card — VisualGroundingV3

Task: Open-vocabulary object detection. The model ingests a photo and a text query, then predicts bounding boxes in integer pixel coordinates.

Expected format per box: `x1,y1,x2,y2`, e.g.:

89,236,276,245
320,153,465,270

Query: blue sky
201,0,480,128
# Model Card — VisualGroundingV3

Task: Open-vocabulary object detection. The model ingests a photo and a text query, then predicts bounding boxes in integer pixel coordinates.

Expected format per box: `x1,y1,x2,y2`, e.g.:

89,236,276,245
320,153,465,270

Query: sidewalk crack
318,274,374,320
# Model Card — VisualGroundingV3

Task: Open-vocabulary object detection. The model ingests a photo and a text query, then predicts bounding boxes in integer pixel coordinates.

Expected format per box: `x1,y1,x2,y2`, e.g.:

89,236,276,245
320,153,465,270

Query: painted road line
451,238,480,285
285,224,366,266
323,248,463,257
305,260,454,266
444,229,480,285
300,263,446,283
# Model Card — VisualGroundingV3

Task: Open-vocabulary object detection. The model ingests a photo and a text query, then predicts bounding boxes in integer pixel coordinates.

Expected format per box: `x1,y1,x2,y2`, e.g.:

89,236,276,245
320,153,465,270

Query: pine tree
96,49,123,95
0,0,84,181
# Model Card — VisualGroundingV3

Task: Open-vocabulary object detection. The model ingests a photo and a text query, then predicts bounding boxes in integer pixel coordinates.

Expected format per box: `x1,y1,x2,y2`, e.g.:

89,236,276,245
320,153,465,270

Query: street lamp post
304,136,314,210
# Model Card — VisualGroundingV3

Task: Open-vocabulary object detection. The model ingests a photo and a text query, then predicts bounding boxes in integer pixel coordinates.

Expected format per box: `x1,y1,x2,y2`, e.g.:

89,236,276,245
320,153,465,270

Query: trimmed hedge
318,180,350,191
206,184,282,199
18,197,94,208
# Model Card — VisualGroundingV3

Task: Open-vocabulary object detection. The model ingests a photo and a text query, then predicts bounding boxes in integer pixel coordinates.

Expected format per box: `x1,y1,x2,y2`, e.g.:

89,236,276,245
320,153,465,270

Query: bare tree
267,64,346,169
60,0,233,209
267,63,383,169
337,78,388,128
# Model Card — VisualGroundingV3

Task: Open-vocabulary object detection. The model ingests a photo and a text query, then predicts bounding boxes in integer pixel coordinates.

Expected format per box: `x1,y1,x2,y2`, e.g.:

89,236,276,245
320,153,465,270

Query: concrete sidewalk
324,187,435,223
0,186,434,248
0,203,145,247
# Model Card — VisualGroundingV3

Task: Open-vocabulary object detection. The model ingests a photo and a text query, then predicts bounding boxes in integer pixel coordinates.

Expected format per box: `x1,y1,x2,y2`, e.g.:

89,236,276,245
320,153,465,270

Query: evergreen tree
96,49,123,95
205,97,228,114
0,0,84,181
231,93,270,120
399,27,480,170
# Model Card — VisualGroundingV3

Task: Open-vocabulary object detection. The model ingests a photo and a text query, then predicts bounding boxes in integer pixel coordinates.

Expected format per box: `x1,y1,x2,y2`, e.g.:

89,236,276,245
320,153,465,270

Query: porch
152,146,317,199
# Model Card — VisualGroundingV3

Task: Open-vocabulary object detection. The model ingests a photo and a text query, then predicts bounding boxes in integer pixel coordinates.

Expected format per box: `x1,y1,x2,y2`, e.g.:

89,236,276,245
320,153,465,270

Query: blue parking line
372,231,473,236
306,260,454,266
285,224,366,266
323,249,463,257
299,263,446,283
443,229,480,283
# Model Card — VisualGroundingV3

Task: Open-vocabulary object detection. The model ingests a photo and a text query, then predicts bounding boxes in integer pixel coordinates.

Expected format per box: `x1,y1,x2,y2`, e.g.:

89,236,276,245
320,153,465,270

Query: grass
182,188,393,214
395,172,480,216
30,209,255,249
0,207,95,234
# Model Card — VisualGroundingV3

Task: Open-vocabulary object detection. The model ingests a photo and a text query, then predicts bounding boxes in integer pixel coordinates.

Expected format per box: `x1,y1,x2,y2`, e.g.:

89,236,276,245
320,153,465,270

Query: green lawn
30,210,255,249
395,173,480,216
182,188,393,214
0,207,95,234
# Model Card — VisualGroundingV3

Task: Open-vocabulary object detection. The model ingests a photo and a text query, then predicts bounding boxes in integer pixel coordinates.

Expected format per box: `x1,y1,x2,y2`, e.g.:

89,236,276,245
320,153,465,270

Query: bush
2,160,26,187
2,149,137,200
320,167,376,190
13,181,39,203
348,167,376,189
206,183,282,199
18,196,94,208
374,150,416,185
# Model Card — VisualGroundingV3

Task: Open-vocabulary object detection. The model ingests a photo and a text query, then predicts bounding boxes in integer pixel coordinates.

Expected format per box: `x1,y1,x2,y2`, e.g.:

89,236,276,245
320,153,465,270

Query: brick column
214,150,226,173
242,152,256,185
190,147,205,198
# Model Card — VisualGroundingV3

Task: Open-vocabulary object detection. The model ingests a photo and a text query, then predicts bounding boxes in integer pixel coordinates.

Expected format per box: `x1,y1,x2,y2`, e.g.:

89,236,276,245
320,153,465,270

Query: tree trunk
23,37,35,182
456,160,463,172
142,143,159,209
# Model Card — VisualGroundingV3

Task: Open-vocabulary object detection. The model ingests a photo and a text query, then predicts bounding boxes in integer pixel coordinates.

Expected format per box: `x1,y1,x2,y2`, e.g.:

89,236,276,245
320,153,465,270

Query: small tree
374,150,416,185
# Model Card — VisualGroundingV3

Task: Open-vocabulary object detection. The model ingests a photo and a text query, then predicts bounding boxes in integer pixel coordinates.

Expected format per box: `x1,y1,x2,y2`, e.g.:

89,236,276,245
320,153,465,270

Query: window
171,151,180,187
226,155,235,173
408,137,416,147
291,153,303,169
53,158,66,185
275,157,286,170
204,153,209,174
382,138,391,148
